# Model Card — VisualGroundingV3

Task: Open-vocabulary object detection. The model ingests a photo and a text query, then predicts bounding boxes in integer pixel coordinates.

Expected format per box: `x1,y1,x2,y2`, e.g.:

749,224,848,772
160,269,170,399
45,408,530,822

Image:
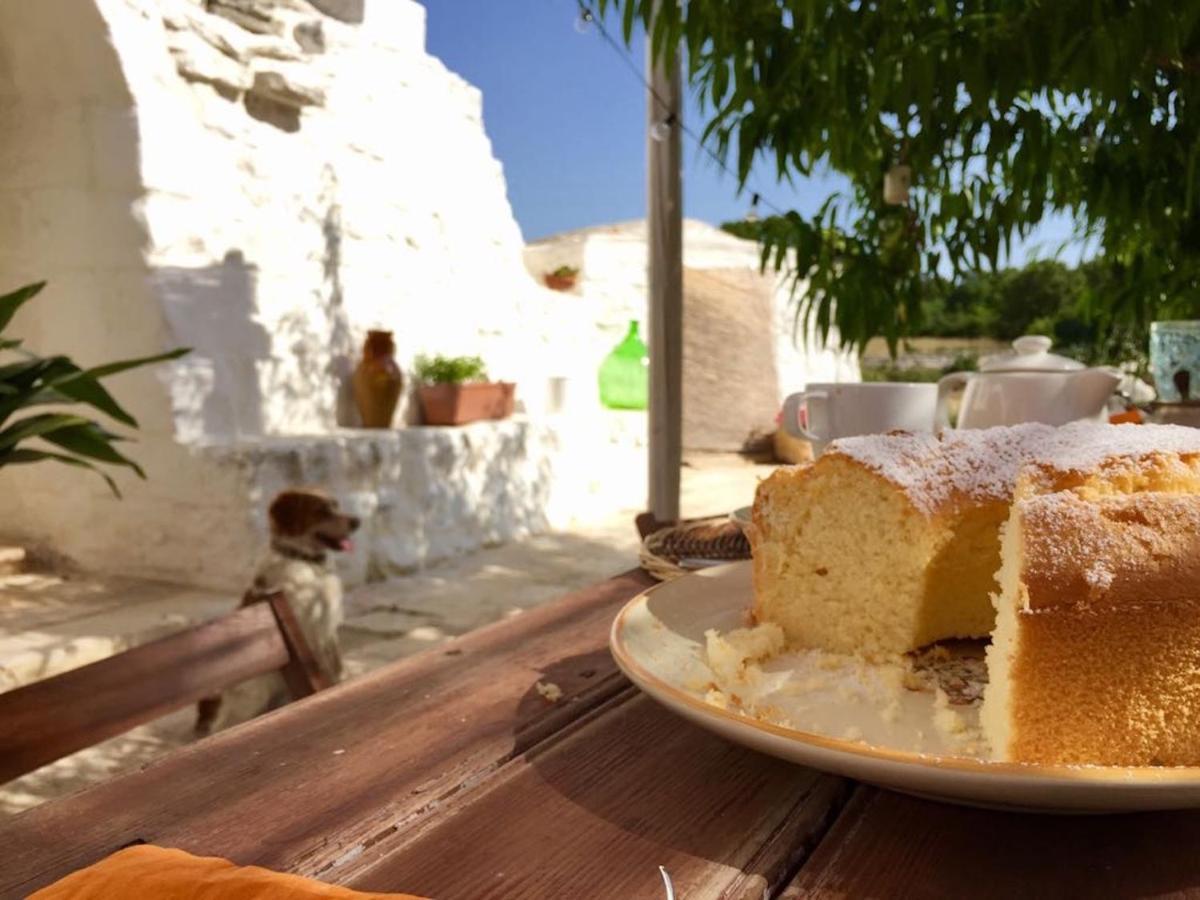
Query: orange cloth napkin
30,845,425,900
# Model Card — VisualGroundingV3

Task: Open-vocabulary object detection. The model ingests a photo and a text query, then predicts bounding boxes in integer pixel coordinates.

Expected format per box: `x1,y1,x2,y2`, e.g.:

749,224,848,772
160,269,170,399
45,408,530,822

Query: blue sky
425,0,1085,266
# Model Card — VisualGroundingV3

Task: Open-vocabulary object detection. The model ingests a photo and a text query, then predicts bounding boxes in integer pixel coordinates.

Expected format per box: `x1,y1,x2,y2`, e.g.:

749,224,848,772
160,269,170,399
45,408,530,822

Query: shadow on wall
682,268,781,451
323,193,361,429
403,427,552,566
154,250,269,441
476,427,555,537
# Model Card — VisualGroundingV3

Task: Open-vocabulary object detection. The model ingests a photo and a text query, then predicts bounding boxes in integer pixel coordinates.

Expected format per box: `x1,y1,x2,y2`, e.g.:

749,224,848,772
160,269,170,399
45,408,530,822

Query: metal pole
646,25,683,523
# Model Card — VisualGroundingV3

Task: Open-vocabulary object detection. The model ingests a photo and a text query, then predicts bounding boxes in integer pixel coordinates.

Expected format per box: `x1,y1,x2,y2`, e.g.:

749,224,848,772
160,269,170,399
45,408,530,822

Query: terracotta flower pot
543,272,577,292
418,382,515,426
352,330,403,428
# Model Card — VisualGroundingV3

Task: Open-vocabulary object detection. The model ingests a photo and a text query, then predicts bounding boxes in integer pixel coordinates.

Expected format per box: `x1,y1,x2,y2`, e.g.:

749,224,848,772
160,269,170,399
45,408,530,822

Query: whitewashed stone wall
140,0,583,435
0,0,615,589
194,414,647,587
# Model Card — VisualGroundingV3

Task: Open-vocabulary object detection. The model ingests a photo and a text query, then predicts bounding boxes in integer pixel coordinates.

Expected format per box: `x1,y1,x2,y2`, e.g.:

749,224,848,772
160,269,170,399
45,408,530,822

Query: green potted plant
413,354,515,426
543,265,579,292
0,282,188,495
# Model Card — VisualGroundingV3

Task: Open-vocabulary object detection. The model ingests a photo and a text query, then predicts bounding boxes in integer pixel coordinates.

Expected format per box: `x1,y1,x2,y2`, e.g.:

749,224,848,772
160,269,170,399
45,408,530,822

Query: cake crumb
932,687,967,735
535,680,563,702
703,623,785,685
880,699,902,723
704,687,730,710
902,669,930,692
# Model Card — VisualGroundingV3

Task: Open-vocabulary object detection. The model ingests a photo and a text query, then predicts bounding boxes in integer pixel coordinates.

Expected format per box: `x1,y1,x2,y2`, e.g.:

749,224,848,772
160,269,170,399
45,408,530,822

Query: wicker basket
639,516,751,581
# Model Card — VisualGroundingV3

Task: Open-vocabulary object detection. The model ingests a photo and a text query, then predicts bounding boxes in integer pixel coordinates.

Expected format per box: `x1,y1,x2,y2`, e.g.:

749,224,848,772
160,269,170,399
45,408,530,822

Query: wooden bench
0,592,328,784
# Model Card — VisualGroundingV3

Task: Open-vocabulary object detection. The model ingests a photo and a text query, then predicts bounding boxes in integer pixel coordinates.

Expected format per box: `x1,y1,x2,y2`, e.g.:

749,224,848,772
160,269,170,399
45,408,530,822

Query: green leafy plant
0,282,188,496
602,1,1200,352
413,353,489,385
921,259,1150,369
862,351,979,383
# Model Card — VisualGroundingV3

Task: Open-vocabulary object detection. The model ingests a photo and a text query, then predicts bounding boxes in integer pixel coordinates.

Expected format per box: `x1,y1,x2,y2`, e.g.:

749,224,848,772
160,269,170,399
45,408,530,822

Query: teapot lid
978,335,1084,373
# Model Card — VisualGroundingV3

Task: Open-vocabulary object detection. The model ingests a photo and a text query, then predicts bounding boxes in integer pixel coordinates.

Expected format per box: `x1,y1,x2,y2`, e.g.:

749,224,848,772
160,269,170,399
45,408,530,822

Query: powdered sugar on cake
828,423,1200,514
1017,488,1200,610
1082,560,1116,593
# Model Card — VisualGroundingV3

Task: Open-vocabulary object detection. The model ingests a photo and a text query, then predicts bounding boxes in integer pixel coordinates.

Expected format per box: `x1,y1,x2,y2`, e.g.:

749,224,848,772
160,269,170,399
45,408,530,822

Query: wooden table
5,569,1200,899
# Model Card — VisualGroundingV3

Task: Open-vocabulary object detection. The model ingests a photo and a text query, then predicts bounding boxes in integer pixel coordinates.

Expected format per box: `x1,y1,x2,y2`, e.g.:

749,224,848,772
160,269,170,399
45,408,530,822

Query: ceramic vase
352,330,403,428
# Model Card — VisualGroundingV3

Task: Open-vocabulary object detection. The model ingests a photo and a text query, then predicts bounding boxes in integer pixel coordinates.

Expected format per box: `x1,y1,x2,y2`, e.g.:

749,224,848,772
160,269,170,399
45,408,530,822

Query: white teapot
936,335,1122,429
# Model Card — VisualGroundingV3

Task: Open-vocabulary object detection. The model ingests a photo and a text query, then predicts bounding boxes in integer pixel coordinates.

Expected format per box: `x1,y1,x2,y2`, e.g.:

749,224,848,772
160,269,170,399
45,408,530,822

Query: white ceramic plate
610,561,1200,813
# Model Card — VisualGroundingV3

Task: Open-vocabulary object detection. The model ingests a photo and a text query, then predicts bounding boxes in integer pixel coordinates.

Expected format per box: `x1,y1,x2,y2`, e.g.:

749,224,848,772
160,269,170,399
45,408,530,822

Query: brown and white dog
195,488,359,736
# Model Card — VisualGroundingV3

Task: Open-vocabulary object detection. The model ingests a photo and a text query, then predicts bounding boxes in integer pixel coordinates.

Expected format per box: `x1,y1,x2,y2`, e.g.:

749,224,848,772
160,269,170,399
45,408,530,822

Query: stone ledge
306,0,363,24
193,414,648,587
248,67,326,108
170,31,255,92
0,415,648,592
206,0,288,36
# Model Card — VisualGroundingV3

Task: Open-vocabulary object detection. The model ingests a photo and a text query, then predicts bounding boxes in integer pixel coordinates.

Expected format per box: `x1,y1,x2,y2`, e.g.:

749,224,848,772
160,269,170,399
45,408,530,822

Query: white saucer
610,561,1200,813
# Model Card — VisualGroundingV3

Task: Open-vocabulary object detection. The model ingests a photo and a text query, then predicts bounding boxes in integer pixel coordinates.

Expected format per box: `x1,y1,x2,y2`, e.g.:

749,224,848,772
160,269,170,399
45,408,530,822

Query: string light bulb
574,8,594,33
650,113,677,142
745,192,761,222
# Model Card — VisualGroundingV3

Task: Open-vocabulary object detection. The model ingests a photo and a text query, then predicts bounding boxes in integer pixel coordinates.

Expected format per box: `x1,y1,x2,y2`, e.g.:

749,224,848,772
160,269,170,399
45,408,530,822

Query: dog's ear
269,491,323,537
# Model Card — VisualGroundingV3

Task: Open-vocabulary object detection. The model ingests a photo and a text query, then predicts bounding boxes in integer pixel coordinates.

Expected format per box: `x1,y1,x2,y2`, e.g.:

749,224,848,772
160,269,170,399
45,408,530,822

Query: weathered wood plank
0,570,654,898
782,787,1200,899
0,602,288,783
345,693,850,900
266,590,332,697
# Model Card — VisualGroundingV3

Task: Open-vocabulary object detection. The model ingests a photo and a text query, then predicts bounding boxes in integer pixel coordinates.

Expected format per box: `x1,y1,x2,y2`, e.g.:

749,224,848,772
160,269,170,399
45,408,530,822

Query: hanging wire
574,0,789,217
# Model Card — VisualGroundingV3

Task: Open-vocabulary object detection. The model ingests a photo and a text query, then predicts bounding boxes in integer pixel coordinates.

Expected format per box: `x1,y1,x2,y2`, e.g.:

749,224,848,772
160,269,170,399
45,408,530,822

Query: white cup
781,382,939,455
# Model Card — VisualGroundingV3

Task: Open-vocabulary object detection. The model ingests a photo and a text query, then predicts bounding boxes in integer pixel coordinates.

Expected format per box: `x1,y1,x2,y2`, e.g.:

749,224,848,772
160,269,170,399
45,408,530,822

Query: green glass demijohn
598,319,649,410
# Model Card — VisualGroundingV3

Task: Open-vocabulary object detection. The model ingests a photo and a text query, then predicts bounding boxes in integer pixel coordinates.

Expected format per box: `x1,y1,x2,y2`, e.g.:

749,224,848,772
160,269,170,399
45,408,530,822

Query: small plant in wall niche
413,354,488,385
543,265,579,292
413,354,515,427
0,282,188,496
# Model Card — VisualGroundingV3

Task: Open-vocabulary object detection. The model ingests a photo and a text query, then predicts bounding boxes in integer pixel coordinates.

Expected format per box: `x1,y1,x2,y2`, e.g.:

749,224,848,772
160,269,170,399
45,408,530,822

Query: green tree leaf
604,0,1200,350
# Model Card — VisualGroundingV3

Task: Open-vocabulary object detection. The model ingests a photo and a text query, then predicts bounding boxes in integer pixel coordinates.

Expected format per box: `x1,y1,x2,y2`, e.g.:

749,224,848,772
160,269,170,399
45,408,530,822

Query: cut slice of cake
750,442,1007,657
750,423,1200,659
982,462,1200,765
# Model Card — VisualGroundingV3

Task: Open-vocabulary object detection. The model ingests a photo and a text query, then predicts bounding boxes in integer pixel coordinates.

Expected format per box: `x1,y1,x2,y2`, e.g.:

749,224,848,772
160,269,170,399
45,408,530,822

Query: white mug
781,382,939,454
